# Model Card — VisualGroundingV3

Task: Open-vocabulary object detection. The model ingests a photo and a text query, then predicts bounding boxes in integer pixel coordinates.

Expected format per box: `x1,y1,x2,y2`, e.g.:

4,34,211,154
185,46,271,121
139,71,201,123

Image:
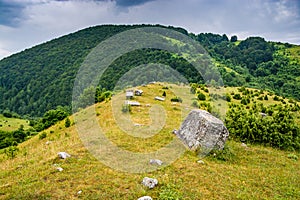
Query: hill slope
0,83,299,199
0,24,299,117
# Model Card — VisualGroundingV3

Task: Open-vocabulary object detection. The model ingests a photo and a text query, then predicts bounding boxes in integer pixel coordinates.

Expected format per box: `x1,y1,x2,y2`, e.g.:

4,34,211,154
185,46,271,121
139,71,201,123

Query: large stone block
176,109,229,151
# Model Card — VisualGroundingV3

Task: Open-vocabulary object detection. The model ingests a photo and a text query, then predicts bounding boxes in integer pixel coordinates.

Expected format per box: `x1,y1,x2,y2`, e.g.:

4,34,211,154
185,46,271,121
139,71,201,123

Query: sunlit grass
0,83,299,199
0,114,30,131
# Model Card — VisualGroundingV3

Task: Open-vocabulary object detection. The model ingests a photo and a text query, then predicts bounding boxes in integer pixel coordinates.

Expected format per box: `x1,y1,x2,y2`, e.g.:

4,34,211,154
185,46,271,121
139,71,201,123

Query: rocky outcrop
176,109,229,151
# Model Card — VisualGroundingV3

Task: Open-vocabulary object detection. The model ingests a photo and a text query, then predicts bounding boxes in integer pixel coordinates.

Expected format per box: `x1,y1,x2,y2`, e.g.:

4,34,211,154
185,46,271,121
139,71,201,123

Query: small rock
77,190,82,195
56,167,63,172
58,152,71,159
45,141,51,145
197,160,205,164
142,177,158,189
172,129,177,134
149,159,163,166
241,143,247,147
138,196,152,200
260,112,267,117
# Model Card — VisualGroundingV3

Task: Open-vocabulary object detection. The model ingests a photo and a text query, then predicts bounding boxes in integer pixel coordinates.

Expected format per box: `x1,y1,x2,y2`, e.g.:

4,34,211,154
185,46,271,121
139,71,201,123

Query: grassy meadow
0,83,299,199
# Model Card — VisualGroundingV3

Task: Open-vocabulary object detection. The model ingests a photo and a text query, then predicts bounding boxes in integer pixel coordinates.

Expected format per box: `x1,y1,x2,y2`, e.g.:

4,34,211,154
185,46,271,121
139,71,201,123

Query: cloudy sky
0,0,299,59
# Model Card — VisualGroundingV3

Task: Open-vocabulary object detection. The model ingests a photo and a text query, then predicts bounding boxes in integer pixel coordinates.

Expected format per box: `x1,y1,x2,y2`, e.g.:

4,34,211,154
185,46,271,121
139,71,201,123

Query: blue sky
0,0,299,59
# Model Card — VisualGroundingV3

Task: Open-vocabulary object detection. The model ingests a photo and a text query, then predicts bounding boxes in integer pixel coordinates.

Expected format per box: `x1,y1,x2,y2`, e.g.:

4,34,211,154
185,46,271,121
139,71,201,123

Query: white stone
149,159,163,166
56,167,63,172
77,190,82,195
241,143,247,147
58,152,71,159
142,177,158,189
197,160,205,164
138,196,152,200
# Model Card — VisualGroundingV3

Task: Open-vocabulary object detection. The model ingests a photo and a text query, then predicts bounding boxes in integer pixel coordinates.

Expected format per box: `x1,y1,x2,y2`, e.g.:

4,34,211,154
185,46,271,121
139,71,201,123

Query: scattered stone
45,141,51,145
77,190,82,195
154,96,165,101
142,177,158,189
172,129,177,134
260,112,267,117
149,159,163,166
145,104,151,107
197,160,205,164
138,196,152,200
134,123,143,127
58,152,71,159
176,109,229,151
241,143,247,147
56,167,63,172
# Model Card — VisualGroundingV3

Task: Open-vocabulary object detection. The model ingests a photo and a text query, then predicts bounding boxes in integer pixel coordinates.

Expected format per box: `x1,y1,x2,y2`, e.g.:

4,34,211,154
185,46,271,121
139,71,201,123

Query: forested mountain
0,24,299,117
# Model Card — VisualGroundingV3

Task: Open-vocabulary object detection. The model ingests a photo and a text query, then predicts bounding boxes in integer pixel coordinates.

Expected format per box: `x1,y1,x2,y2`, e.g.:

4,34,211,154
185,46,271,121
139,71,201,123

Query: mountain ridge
0,24,299,117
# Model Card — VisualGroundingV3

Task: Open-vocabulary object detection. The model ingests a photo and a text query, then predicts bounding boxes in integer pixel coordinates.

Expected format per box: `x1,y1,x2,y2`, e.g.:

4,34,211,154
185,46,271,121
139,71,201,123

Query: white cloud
0,0,299,60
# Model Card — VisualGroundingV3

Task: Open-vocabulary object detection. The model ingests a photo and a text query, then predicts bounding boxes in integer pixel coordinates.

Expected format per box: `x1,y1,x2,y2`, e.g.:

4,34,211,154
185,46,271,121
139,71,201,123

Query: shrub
39,132,47,140
4,146,19,159
273,96,280,101
191,100,199,108
208,144,236,162
197,92,206,101
225,104,300,151
65,117,71,128
233,93,242,100
225,93,231,102
3,110,12,118
171,96,182,103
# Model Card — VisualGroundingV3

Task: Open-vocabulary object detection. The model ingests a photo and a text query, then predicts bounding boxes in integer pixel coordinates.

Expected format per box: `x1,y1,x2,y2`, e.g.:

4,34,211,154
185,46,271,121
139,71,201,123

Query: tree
65,117,71,128
230,35,238,42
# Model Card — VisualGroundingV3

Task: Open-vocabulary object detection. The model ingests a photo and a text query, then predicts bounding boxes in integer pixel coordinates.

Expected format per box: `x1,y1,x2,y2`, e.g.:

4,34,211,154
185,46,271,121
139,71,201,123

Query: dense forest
0,24,299,117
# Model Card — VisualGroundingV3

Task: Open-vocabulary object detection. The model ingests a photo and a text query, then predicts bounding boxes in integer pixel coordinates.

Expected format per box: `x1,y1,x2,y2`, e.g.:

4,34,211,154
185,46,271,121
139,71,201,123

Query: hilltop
0,83,299,199
0,24,299,117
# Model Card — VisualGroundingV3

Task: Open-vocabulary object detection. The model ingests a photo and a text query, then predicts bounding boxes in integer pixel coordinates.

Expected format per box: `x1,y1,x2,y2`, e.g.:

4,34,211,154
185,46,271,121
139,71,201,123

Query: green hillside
0,115,30,132
0,83,299,199
0,24,299,117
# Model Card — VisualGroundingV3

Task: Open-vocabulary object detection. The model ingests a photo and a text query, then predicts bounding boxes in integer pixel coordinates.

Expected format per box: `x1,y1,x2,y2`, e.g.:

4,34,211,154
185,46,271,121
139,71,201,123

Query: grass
0,83,299,199
0,115,30,132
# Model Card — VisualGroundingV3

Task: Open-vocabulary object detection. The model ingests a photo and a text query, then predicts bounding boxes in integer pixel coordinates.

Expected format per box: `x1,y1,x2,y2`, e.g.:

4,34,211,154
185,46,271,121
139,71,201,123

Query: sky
0,0,299,60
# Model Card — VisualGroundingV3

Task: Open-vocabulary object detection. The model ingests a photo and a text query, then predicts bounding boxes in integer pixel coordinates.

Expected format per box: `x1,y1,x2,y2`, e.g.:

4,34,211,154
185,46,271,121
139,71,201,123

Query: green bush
4,146,19,159
233,93,242,100
225,93,231,102
65,117,71,128
208,144,236,162
225,104,300,151
171,96,183,103
197,92,206,101
191,100,199,108
39,132,47,140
